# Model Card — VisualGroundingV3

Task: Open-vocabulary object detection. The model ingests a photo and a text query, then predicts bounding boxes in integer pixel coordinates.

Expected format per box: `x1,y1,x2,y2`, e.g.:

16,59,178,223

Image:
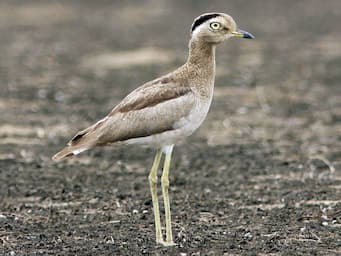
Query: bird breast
173,94,212,136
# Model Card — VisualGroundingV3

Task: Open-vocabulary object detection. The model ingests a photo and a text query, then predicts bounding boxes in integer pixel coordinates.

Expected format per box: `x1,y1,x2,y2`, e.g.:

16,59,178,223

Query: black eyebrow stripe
191,13,221,32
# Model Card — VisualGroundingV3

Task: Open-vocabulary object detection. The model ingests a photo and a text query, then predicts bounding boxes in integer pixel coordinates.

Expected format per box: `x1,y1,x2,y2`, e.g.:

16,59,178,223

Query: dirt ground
1,1,341,255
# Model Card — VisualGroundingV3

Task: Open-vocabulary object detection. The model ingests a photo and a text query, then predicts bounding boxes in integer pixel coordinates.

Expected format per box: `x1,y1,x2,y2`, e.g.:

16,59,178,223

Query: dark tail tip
52,148,74,161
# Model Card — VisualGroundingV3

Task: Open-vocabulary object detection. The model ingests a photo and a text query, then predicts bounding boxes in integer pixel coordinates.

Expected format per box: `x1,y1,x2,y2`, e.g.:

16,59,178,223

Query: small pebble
54,91,65,102
237,106,248,114
37,89,48,99
89,198,99,204
244,232,253,240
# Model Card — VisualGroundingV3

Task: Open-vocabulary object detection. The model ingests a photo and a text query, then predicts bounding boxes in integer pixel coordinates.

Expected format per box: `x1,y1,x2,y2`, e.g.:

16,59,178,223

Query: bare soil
0,1,341,255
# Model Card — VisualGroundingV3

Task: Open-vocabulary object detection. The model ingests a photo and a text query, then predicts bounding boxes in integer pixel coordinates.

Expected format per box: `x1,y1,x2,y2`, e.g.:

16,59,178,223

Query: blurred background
1,0,340,152
0,1,340,255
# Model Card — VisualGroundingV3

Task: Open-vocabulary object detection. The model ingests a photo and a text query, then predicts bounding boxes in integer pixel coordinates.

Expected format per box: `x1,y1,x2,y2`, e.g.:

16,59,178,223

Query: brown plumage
52,74,195,161
52,12,254,246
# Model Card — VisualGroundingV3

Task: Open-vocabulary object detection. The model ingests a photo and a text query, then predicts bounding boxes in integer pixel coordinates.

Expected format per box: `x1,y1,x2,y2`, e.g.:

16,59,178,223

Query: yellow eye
210,22,221,30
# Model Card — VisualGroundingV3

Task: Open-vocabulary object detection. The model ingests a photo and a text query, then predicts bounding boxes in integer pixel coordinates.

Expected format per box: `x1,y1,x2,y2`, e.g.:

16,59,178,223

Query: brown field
0,0,340,255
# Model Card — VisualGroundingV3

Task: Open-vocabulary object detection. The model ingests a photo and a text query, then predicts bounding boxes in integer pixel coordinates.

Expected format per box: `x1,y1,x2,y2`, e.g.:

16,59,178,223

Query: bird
52,12,254,246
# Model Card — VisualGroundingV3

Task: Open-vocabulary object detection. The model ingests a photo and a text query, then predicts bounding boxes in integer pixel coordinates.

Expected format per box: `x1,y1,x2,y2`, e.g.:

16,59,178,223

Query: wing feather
97,78,195,144
110,76,191,114
66,76,195,147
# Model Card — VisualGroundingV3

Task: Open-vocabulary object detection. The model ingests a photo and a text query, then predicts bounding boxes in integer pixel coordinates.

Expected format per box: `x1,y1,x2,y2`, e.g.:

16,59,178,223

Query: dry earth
0,0,340,255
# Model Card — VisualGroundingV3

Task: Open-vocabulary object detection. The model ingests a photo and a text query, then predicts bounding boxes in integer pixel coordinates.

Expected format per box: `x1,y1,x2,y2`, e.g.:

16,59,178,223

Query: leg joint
149,175,157,184
161,176,170,188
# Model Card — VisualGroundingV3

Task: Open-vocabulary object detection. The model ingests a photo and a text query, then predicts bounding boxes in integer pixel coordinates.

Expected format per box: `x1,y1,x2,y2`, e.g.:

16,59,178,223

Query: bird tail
52,145,89,161
52,117,109,161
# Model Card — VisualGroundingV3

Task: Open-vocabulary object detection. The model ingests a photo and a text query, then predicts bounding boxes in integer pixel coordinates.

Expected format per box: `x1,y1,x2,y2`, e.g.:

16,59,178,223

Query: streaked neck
184,37,216,97
187,37,216,69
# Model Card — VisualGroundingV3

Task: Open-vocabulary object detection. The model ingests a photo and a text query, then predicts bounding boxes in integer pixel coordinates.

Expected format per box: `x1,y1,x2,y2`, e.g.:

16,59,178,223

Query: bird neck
187,37,216,73
182,37,216,98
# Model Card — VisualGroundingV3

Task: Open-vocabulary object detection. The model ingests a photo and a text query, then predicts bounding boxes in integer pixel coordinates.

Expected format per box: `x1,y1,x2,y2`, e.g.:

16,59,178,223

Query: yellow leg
148,149,163,244
161,145,176,246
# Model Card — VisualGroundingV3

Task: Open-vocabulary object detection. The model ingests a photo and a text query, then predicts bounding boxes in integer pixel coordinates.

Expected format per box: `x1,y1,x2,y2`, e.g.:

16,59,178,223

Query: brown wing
53,74,196,161
110,76,191,114
95,77,195,144
67,76,194,147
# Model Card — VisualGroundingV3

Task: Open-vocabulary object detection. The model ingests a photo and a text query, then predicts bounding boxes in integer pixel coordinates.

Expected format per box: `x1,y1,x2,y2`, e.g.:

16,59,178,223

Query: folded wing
52,77,194,160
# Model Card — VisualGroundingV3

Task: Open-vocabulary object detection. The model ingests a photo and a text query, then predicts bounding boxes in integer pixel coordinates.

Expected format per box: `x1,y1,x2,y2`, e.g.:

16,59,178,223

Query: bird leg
148,149,163,244
161,145,176,246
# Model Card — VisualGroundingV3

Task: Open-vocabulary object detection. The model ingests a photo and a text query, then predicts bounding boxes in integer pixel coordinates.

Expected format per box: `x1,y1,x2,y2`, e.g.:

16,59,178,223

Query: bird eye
210,22,221,30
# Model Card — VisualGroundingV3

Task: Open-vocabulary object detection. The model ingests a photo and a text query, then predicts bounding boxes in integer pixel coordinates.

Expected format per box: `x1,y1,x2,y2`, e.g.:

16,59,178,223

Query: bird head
190,13,255,44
